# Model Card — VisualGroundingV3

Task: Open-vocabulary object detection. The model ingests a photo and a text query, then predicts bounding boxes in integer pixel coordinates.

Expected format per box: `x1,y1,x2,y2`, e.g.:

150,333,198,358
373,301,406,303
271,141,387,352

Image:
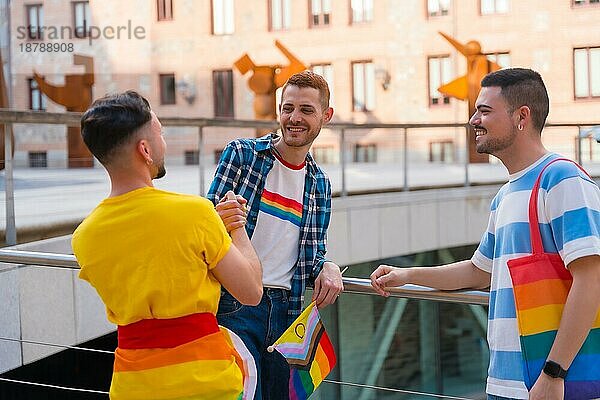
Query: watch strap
543,360,568,379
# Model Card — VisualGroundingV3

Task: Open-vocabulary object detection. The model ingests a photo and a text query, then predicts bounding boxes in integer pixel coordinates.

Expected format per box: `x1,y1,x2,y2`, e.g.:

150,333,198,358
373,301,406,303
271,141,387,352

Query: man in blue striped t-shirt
370,68,600,400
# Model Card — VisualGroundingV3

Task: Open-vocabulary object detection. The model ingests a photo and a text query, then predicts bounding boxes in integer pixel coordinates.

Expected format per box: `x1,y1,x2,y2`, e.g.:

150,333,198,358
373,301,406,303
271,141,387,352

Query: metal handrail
3,108,600,245
343,277,488,305
0,249,489,305
0,109,280,129
2,109,598,129
0,249,79,268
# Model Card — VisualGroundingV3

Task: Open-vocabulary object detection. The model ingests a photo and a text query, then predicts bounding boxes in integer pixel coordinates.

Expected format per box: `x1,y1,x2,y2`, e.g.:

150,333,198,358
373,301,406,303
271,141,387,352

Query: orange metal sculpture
437,32,501,163
34,54,95,168
234,40,306,135
0,50,13,170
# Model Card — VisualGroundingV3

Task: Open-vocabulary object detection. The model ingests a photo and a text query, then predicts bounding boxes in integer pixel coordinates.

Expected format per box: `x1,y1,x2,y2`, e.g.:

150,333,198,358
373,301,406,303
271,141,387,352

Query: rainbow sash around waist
507,159,600,399
110,313,248,400
117,313,220,349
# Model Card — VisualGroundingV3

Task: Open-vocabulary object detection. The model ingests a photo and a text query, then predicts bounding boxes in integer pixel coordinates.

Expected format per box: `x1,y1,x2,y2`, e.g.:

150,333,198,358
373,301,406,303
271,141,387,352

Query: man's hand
312,262,343,308
370,265,408,297
215,191,248,233
529,372,564,400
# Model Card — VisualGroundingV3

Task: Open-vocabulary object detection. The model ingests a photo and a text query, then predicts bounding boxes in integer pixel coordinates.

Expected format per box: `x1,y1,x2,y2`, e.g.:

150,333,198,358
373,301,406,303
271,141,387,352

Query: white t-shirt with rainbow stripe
252,153,306,289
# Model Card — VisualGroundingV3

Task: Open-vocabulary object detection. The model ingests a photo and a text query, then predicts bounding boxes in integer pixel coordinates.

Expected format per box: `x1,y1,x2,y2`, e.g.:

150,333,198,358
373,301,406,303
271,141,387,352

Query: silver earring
518,124,523,131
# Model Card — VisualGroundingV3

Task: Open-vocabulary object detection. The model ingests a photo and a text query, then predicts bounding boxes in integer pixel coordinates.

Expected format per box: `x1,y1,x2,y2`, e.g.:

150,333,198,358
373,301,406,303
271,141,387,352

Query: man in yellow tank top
72,90,262,399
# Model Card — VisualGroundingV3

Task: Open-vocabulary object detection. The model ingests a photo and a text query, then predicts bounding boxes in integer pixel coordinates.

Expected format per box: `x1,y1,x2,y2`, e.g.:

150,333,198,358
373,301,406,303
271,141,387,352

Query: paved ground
2,160,600,240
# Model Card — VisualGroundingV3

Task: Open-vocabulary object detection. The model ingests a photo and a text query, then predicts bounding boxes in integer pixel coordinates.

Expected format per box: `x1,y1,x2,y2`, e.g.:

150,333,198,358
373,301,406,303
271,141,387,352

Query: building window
354,144,376,162
28,78,47,111
428,55,452,106
270,0,291,31
213,69,234,118
480,0,509,14
427,0,450,16
26,4,43,40
573,0,600,5
184,150,199,165
73,1,90,38
310,0,331,27
157,0,173,20
574,47,600,99
352,61,375,111
575,136,592,162
429,140,454,162
159,74,176,105
486,52,511,68
28,151,47,168
311,146,336,164
350,0,373,24
212,0,234,35
311,64,334,107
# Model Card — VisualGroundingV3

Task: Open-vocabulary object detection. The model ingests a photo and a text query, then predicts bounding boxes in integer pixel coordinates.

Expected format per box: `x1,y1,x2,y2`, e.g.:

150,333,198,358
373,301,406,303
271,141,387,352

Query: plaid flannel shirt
207,133,332,323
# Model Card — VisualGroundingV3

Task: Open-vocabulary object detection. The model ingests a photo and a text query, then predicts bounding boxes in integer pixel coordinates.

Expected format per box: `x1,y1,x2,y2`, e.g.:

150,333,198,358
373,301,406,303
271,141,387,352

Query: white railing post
198,126,205,196
340,128,347,197
4,122,16,245
464,125,470,187
403,127,409,191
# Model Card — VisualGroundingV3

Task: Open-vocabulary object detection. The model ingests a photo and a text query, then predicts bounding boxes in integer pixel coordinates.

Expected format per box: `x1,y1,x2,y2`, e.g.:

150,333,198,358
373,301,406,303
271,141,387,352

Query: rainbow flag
269,302,336,400
508,254,600,399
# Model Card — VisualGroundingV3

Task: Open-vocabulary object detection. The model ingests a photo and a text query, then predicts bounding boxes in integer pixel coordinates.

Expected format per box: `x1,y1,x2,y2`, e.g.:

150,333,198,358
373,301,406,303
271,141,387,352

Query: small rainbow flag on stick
267,302,336,400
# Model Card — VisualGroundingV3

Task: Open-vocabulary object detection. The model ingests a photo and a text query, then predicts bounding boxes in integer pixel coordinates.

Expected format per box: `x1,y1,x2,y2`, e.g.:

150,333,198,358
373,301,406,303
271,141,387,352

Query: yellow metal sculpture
437,32,501,163
0,50,13,170
234,40,306,135
33,54,95,167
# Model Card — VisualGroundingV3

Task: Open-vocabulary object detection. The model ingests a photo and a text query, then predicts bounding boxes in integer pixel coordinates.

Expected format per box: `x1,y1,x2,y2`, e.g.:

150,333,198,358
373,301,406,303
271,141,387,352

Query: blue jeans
217,288,290,400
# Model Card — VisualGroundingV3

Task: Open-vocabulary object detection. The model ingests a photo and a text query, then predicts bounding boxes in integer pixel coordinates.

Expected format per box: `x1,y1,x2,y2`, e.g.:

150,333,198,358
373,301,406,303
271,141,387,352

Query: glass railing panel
323,292,487,400
307,253,487,400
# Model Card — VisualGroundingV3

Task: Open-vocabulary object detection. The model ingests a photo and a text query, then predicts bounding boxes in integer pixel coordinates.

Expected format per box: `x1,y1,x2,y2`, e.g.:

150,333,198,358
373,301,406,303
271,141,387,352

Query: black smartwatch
543,360,568,379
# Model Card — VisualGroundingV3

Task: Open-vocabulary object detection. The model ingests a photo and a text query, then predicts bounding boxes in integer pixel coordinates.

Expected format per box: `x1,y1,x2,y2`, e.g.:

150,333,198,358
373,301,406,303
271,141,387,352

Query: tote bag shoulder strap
528,157,591,255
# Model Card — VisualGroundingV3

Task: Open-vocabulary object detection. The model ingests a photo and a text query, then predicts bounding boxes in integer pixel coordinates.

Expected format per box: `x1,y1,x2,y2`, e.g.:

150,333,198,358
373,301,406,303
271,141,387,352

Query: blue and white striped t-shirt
471,153,600,399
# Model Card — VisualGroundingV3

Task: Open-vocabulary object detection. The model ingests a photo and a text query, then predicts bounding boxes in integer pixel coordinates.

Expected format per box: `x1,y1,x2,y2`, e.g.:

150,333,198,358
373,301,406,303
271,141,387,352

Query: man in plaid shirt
208,71,343,400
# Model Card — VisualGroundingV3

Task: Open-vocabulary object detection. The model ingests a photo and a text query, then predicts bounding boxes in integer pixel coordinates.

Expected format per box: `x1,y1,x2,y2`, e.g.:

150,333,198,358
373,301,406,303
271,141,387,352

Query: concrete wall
0,185,499,373
328,185,496,266
0,235,114,374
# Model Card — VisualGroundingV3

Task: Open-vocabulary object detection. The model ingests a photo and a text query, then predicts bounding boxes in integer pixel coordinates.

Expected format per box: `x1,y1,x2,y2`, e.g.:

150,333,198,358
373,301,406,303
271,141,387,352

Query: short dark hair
481,68,549,132
80,90,152,164
281,70,330,110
